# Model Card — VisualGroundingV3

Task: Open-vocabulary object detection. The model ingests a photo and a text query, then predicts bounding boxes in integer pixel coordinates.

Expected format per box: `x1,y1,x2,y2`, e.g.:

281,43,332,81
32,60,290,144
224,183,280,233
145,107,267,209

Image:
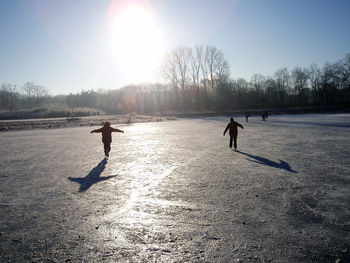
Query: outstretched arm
223,124,229,136
112,128,124,133
238,123,244,129
91,128,102,134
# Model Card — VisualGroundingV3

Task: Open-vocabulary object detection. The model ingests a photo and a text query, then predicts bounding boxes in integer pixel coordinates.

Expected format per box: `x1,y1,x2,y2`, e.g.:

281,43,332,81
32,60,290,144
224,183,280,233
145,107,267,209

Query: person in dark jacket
91,122,124,157
245,112,250,122
223,117,244,150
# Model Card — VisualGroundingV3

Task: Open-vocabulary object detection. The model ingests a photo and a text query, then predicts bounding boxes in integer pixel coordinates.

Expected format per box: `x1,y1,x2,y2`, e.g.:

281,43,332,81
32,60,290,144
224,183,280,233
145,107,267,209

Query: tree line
1,46,349,116
0,82,48,111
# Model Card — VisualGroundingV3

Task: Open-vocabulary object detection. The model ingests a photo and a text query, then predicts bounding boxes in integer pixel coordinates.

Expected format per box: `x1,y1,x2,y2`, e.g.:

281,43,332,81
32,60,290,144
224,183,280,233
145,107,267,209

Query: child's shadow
69,158,116,192
236,150,298,173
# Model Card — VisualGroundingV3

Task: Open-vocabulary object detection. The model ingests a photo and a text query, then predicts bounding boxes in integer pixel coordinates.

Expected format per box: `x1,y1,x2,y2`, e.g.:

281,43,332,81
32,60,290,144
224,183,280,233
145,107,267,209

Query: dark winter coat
91,126,123,145
224,121,244,137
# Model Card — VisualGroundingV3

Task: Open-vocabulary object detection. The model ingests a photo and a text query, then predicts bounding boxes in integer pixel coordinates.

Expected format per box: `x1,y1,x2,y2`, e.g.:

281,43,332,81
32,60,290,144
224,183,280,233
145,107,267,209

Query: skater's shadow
236,150,298,173
69,158,116,192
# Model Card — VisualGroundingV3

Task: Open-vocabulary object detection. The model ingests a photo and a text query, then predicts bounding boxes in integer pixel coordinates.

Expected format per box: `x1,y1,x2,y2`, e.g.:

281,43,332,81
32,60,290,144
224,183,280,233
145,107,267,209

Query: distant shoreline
1,104,349,132
0,114,176,132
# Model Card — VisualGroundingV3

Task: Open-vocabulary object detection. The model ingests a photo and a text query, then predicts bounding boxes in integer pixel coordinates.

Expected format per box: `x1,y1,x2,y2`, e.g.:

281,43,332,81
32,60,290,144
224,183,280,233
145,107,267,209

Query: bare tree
189,45,203,88
235,78,249,108
33,85,48,105
189,45,204,107
264,77,279,107
162,46,192,109
205,46,218,93
173,46,191,108
204,46,230,108
22,82,36,109
215,51,230,84
65,93,78,115
274,68,290,105
332,53,350,85
121,86,137,119
161,51,180,108
250,74,265,107
306,64,322,104
336,53,350,103
321,62,339,104
0,83,17,110
291,67,309,105
331,54,350,103
200,49,209,101
205,46,229,92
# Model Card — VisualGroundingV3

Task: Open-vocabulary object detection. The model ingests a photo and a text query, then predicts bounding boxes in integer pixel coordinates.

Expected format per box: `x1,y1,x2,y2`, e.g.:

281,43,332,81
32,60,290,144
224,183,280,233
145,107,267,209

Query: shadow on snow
236,150,298,173
68,158,116,192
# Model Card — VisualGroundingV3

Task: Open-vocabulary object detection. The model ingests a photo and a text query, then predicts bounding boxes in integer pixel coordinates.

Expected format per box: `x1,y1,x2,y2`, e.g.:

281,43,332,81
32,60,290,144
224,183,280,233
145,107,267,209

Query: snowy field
0,113,349,262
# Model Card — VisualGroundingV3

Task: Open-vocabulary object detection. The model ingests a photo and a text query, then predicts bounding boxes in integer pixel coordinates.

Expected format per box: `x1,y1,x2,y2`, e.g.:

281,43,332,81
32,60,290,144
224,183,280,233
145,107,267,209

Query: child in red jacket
91,122,124,157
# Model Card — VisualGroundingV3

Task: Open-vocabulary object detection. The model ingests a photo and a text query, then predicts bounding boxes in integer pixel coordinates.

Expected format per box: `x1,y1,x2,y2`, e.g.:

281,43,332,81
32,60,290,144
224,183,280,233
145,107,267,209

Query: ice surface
0,113,349,262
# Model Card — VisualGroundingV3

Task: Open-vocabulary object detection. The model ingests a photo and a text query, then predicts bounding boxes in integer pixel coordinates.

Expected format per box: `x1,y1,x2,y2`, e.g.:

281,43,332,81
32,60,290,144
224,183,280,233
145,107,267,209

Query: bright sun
108,1,164,82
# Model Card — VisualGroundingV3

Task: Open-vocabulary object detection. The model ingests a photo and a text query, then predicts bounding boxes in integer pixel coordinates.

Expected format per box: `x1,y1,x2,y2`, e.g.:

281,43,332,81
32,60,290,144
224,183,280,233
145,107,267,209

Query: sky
0,0,349,95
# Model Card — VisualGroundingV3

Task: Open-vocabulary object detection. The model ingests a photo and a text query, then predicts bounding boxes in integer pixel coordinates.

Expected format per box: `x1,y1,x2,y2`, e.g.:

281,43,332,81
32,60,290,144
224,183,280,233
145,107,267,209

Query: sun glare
108,1,164,82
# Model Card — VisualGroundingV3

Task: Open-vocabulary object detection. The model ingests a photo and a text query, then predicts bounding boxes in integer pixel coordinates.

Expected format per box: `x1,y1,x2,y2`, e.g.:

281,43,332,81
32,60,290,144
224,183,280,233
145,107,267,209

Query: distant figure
223,117,244,150
261,112,266,121
91,122,124,157
245,112,250,122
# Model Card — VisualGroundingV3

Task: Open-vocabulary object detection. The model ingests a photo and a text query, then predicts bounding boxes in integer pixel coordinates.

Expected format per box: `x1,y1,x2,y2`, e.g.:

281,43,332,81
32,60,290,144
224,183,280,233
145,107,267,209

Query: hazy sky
1,0,349,95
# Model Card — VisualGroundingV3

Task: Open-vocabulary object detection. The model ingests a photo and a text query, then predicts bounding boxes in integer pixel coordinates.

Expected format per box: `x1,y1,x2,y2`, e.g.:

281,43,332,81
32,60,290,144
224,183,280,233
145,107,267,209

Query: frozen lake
0,113,350,262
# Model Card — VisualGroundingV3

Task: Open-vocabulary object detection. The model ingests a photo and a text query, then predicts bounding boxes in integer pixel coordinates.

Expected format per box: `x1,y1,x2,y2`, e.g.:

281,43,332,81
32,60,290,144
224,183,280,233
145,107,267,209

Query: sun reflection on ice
103,122,179,241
